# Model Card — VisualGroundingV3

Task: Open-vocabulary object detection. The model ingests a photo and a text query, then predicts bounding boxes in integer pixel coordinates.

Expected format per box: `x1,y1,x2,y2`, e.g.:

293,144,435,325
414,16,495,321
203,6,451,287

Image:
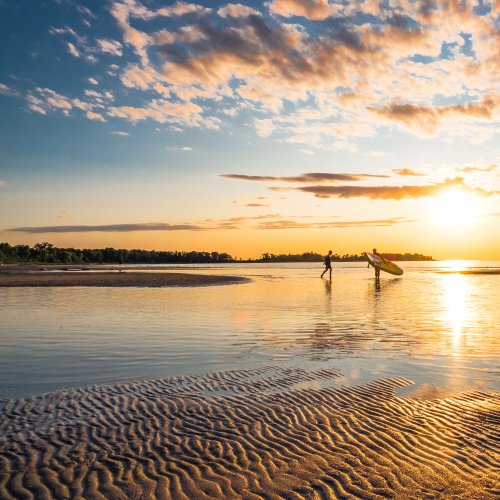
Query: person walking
321,250,333,279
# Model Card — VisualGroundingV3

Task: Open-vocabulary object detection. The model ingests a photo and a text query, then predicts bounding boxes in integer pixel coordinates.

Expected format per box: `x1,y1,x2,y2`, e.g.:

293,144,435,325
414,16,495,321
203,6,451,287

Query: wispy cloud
86,111,106,121
57,210,71,218
67,42,80,57
96,39,123,57
245,203,271,207
455,164,497,173
391,168,427,177
7,223,223,233
111,131,129,135
7,214,419,233
268,178,498,200
218,172,390,183
218,3,261,18
0,83,20,97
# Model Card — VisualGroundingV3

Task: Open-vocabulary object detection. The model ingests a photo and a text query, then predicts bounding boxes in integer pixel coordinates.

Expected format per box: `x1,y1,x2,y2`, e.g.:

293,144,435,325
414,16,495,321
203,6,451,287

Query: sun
432,193,481,224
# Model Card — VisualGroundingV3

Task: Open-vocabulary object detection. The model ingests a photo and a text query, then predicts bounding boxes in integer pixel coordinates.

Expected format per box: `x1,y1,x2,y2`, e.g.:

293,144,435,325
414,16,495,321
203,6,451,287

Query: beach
2,367,500,499
0,270,248,288
2,261,500,499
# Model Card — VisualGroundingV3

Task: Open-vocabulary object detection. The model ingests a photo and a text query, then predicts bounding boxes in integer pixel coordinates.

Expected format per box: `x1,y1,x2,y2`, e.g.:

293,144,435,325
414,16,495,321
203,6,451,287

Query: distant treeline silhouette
257,252,434,262
0,242,434,264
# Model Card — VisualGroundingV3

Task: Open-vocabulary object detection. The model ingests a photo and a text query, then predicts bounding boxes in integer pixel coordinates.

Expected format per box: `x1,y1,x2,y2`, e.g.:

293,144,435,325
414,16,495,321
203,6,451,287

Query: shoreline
0,271,249,287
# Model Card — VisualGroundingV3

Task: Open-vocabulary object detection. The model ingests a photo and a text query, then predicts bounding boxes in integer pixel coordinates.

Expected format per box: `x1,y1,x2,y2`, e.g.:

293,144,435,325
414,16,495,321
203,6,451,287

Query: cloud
67,42,80,57
88,78,98,84
111,131,129,135
96,39,123,56
455,164,497,173
268,177,498,200
107,100,215,128
218,3,261,18
298,149,314,154
267,0,332,20
254,217,412,229
75,5,96,18
245,203,272,207
87,111,106,121
7,223,222,233
0,181,5,187
0,83,20,97
157,1,211,17
218,172,390,183
367,94,500,136
57,210,71,218
4,0,500,148
392,168,427,176
182,146,192,150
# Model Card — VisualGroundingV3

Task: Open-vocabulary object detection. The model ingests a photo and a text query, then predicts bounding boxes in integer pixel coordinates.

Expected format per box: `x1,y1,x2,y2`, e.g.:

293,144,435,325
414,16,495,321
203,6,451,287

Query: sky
1,0,500,260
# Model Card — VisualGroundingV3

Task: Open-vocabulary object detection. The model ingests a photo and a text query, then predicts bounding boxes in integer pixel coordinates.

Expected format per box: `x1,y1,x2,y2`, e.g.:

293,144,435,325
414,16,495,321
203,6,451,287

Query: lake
1,261,500,400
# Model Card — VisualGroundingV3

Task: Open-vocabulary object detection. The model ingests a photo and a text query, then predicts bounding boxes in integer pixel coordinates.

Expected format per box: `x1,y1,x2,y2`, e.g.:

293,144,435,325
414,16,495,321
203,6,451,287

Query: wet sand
0,272,248,288
1,367,500,499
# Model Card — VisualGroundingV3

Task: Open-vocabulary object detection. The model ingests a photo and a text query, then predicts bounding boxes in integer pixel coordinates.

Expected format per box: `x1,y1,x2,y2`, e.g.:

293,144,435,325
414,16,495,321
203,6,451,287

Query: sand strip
0,272,249,287
1,367,500,499
437,270,500,275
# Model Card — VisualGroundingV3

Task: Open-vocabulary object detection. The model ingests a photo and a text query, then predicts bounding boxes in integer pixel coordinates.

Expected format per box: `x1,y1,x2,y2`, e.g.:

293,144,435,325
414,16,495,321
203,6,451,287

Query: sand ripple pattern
1,367,500,499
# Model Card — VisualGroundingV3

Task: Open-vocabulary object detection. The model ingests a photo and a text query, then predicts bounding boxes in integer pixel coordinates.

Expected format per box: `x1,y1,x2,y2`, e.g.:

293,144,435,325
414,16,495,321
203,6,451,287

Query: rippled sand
2,367,500,499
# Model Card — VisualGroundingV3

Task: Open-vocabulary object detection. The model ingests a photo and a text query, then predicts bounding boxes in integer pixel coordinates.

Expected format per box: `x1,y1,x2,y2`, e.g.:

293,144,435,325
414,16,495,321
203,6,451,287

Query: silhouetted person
372,248,387,281
321,250,333,279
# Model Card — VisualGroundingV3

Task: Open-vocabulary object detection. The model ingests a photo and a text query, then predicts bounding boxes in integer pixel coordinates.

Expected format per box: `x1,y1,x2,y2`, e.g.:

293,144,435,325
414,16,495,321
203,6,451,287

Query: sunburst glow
432,193,481,225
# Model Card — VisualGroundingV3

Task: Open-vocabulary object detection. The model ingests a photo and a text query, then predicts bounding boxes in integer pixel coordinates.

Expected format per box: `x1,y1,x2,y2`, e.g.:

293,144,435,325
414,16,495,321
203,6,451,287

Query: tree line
0,242,434,264
0,242,232,264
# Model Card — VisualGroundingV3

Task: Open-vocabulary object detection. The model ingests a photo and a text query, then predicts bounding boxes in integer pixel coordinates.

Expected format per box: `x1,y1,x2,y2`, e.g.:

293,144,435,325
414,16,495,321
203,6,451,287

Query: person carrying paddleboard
372,248,387,280
321,250,333,279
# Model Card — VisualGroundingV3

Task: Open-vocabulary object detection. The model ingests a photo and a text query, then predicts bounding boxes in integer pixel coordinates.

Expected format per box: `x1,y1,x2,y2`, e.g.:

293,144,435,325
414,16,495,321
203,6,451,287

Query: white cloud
83,19,91,28
298,149,314,154
57,210,71,218
67,42,80,57
218,4,261,18
87,111,106,121
0,83,20,97
182,146,192,150
88,78,98,85
111,131,129,135
96,39,123,57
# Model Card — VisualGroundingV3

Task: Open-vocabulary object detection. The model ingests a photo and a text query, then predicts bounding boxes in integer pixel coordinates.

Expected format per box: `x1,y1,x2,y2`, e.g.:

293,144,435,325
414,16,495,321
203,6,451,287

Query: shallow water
1,261,500,399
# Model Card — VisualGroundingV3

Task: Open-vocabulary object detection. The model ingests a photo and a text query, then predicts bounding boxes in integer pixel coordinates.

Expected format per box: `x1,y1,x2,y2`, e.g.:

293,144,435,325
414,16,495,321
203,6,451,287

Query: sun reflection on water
443,274,466,340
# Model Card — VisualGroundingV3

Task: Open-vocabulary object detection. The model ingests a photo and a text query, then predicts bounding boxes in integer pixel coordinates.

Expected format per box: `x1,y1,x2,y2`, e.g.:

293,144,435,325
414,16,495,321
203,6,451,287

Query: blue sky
1,0,500,258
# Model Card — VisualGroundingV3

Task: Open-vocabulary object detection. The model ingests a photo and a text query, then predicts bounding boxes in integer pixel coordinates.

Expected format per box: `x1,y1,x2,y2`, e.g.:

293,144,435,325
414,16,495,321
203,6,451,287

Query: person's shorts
325,264,332,270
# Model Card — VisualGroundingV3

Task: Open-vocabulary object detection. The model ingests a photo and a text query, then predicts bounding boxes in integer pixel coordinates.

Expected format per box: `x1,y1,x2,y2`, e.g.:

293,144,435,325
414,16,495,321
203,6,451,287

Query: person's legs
321,267,326,278
375,268,380,280
329,266,332,279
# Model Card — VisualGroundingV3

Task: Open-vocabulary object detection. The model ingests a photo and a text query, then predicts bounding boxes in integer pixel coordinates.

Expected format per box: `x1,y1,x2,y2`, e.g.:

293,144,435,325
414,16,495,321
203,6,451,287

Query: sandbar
437,270,500,275
1,367,500,499
0,271,248,287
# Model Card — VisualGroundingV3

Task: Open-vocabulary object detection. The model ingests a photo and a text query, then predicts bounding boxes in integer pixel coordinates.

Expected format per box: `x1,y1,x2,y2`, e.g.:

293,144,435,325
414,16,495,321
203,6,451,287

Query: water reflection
1,261,500,398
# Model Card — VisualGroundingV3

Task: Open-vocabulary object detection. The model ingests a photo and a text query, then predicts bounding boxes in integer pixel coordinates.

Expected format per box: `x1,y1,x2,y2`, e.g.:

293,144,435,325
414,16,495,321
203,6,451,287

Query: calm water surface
1,261,500,399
